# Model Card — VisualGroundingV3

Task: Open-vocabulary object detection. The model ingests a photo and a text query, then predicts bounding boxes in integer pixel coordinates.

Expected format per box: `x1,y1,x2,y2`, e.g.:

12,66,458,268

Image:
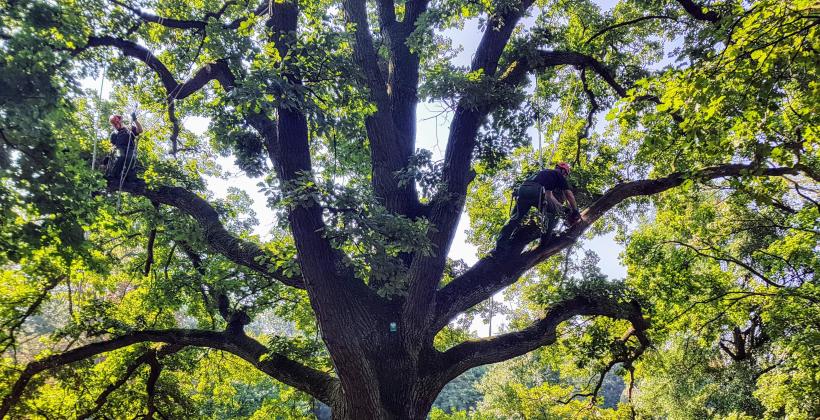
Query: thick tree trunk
324,326,443,420
330,371,439,420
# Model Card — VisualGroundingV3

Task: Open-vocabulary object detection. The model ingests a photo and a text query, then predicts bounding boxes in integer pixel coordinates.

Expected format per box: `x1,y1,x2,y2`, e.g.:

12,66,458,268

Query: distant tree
625,188,820,419
1,0,816,418
433,366,488,413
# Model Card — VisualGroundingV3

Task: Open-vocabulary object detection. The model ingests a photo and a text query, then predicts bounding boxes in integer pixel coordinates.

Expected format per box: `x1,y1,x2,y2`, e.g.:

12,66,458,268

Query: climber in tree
497,162,581,246
106,112,142,183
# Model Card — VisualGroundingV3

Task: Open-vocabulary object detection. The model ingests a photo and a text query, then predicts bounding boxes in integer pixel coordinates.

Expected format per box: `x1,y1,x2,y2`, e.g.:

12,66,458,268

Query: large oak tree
0,0,816,418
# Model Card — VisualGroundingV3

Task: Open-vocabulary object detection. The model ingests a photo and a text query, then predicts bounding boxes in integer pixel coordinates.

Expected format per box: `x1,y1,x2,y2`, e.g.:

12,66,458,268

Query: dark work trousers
497,182,561,246
107,152,139,183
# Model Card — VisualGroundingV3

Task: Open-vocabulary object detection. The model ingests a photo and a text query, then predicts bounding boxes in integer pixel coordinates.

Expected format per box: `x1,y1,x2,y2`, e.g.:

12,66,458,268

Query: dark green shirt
109,126,138,155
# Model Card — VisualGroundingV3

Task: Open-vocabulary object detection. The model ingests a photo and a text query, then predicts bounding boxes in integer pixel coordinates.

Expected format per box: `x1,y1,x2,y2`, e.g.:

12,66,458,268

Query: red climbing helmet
556,162,571,176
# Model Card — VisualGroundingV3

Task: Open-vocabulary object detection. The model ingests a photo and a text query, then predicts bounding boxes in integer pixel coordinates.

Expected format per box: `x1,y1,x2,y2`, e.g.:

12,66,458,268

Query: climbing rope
522,71,579,229
533,70,579,168
92,64,107,170
548,81,578,164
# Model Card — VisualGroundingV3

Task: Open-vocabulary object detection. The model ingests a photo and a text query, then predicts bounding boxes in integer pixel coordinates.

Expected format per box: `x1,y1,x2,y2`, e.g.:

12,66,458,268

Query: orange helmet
556,162,571,175
108,114,122,125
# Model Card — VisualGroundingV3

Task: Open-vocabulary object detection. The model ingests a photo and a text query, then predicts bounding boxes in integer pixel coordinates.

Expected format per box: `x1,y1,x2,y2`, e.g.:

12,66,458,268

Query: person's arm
545,190,563,209
131,113,143,135
564,189,578,212
564,189,582,224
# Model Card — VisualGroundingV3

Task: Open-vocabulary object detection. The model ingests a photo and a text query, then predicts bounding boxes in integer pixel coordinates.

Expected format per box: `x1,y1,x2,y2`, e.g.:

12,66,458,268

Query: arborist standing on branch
106,112,142,184
498,162,582,247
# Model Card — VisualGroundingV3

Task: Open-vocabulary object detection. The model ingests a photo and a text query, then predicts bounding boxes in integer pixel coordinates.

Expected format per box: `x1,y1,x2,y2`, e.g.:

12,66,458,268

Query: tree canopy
0,0,817,418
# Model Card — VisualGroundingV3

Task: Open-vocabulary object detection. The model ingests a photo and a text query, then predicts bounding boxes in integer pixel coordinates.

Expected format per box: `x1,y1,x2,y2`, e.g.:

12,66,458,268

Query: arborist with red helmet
106,113,142,183
497,162,582,246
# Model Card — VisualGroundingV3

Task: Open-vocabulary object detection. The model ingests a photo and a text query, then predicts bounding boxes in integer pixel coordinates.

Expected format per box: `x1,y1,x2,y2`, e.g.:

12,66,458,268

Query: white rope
533,72,577,168
92,64,106,170
116,79,141,209
548,80,578,164
535,73,543,170
116,128,136,209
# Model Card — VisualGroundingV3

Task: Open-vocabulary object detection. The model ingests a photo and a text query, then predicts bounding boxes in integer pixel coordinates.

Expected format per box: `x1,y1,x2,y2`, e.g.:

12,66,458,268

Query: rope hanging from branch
533,70,579,168
92,64,107,170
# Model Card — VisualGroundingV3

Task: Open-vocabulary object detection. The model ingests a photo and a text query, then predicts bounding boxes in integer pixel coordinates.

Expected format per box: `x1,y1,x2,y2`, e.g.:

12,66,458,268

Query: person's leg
539,198,561,241
123,153,139,182
497,198,535,247
107,155,125,181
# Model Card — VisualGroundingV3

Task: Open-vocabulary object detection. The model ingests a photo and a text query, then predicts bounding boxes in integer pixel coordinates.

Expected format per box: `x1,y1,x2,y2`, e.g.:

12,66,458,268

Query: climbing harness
505,71,581,241
115,108,141,209
509,71,576,218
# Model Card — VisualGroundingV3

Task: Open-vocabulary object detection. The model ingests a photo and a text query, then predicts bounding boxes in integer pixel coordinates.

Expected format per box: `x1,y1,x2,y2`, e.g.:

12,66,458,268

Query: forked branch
78,345,182,420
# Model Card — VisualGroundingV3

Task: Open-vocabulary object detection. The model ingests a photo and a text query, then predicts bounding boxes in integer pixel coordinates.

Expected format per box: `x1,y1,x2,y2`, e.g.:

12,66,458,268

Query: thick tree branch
143,227,156,276
375,0,397,28
499,50,628,97
403,0,536,340
143,351,163,419
171,60,237,98
402,0,430,28
86,36,236,97
342,0,419,215
258,7,391,397
258,2,356,294
675,0,721,23
433,163,810,332
110,0,208,30
341,0,389,110
383,0,424,212
85,36,178,93
436,295,648,381
115,181,304,289
0,329,338,417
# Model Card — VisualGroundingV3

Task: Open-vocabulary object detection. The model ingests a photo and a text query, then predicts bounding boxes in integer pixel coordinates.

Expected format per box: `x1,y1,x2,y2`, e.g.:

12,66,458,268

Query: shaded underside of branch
675,0,721,22
0,329,338,417
436,295,648,382
115,181,304,289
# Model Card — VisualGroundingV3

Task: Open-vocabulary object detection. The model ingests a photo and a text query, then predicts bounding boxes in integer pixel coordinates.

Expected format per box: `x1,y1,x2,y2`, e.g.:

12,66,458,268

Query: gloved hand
566,209,581,225
130,112,137,121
